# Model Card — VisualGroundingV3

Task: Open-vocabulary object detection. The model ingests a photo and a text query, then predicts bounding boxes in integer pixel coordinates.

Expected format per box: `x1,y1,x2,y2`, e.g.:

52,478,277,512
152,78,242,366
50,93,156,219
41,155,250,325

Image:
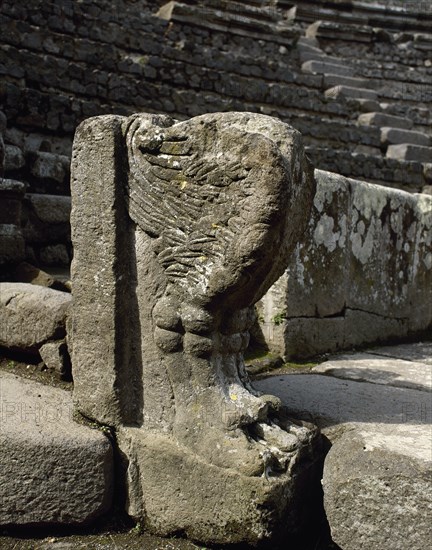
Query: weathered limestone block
0,372,113,526
387,143,432,163
381,127,431,147
0,282,71,352
358,112,413,130
302,59,354,77
325,85,378,101
71,112,320,544
260,170,432,359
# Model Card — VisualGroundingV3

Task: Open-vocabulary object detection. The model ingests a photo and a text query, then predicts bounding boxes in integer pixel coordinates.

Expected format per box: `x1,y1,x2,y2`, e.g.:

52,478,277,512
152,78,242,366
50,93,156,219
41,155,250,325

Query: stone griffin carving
71,112,319,545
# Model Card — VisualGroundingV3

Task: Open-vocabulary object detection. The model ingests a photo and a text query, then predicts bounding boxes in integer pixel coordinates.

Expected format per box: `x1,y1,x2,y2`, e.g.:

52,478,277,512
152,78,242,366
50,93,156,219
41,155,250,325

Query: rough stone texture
39,339,71,379
358,112,414,130
381,127,431,147
0,282,71,351
254,349,432,550
0,178,26,268
259,169,432,358
71,112,321,544
322,430,431,550
21,194,72,266
0,371,113,526
387,143,432,163
1,0,431,199
325,85,378,101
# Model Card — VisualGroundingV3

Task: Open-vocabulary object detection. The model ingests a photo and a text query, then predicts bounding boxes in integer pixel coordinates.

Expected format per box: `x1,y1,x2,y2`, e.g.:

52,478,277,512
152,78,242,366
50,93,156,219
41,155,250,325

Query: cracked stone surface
70,111,322,545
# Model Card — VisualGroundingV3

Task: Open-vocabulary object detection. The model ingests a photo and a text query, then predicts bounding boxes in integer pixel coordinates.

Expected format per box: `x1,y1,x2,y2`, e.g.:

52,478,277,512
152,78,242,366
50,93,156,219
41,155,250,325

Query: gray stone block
323,73,371,89
381,127,431,147
358,112,413,130
386,143,432,163
325,85,378,101
39,339,71,379
0,372,113,526
302,60,354,77
26,194,71,224
0,282,71,351
30,151,69,183
4,144,25,172
255,359,432,550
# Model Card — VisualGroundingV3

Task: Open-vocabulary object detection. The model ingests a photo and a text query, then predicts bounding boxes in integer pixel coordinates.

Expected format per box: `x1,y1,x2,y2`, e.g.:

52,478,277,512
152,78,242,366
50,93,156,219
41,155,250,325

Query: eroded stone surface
71,112,320,544
0,282,71,351
0,372,113,526
260,170,432,358
254,363,432,550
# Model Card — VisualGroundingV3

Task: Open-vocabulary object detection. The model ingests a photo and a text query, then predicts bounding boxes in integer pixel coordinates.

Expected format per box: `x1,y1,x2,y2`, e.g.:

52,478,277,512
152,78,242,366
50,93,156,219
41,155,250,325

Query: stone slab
323,74,371,90
254,369,432,549
368,342,432,365
358,112,413,130
387,143,432,163
302,60,354,77
313,352,431,391
0,372,113,525
0,282,71,351
381,127,431,147
325,85,378,101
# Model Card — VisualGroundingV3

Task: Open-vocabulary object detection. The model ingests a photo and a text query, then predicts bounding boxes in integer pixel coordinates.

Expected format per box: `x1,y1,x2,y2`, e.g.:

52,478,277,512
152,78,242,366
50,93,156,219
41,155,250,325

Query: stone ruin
70,111,320,543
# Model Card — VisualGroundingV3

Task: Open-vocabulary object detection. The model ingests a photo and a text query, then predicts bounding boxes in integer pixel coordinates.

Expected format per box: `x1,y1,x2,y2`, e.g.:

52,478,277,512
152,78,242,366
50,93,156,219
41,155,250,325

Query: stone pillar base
118,427,322,546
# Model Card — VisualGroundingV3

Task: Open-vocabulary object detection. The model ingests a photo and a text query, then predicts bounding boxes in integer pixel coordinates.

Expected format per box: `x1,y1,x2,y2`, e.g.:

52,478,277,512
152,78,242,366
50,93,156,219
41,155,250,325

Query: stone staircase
292,2,432,191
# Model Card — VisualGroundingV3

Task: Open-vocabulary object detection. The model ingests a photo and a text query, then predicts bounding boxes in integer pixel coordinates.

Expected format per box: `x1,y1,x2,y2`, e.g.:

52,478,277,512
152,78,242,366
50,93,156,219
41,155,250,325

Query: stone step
358,112,414,130
323,73,371,90
325,85,378,101
386,144,432,163
302,59,354,77
0,371,113,526
381,127,431,148
306,20,373,43
156,1,299,46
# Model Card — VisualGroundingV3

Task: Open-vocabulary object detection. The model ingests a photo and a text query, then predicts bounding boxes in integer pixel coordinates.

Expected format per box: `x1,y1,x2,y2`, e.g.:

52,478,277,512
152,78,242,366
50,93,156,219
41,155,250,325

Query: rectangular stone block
386,143,432,163
70,115,140,426
381,127,431,147
323,74,370,90
358,112,413,130
325,86,378,101
302,60,354,77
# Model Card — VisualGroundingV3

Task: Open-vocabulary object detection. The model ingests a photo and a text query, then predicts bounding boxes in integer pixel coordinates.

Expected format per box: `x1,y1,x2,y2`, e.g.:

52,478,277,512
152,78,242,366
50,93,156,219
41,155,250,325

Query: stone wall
259,169,432,359
1,0,431,198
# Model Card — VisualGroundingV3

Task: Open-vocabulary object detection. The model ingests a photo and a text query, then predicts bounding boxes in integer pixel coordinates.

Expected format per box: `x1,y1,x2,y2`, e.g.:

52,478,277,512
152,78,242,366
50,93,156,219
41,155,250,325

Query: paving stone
358,112,414,130
254,360,432,550
0,372,113,526
368,342,432,365
386,143,432,162
313,352,431,391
